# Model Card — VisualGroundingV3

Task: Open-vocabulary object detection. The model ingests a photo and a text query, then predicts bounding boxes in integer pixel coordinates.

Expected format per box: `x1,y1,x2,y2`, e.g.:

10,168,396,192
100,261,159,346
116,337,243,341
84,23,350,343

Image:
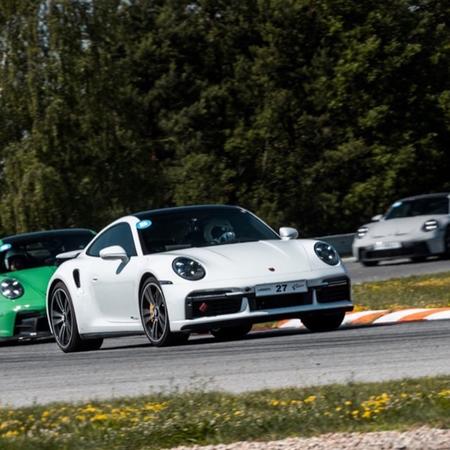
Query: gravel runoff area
171,428,450,450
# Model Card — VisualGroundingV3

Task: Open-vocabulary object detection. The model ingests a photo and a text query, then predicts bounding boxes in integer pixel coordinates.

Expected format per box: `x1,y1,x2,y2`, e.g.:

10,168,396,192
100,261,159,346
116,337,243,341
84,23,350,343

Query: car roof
398,193,450,202
1,228,95,244
133,204,243,219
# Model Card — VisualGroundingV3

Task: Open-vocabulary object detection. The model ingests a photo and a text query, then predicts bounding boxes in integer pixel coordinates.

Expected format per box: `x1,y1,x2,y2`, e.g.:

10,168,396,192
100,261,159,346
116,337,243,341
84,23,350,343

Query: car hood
0,266,56,297
365,215,446,238
160,240,317,280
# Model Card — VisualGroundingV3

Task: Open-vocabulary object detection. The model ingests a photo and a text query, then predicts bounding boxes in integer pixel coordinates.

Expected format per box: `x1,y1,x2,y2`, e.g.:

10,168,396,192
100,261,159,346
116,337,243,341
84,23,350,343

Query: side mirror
99,245,129,264
279,227,299,240
371,214,383,222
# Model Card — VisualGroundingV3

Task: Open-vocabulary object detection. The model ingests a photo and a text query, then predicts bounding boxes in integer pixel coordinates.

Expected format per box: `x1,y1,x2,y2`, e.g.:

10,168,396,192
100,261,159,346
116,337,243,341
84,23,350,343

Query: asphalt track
1,320,449,407
344,256,450,283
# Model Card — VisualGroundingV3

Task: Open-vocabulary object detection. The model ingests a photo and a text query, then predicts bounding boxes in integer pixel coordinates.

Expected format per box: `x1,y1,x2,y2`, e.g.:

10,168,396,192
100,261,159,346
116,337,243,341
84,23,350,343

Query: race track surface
1,320,449,407
344,257,450,283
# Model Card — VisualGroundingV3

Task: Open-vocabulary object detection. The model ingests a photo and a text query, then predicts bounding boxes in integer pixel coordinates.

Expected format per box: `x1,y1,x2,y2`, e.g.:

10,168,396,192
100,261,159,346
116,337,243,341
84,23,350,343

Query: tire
140,276,189,347
361,260,378,267
300,311,345,332
50,282,103,353
443,227,450,258
411,256,427,263
210,323,252,341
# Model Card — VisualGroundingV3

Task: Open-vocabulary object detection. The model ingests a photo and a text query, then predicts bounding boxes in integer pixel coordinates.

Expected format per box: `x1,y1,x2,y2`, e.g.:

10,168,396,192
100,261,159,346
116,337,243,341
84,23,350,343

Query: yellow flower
344,400,352,406
91,413,109,422
304,395,317,404
3,430,19,438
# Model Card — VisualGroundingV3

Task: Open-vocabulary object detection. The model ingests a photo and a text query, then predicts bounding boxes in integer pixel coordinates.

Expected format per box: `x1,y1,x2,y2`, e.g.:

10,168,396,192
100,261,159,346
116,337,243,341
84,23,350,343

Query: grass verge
1,376,449,450
353,271,450,311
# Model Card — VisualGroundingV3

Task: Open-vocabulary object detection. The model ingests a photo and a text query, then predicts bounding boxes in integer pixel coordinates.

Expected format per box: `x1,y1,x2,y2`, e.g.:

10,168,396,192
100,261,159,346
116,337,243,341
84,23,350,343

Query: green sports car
0,228,95,342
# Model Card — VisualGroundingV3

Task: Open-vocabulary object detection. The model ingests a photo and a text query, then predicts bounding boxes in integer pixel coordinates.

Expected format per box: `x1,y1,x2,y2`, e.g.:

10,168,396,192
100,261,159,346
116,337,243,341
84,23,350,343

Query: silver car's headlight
1,279,24,299
422,219,439,232
314,242,340,266
356,226,369,239
172,257,206,280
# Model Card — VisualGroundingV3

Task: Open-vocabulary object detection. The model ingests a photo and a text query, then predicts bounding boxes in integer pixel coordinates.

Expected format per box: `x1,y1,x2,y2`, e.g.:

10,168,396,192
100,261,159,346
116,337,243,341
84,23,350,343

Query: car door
84,222,140,325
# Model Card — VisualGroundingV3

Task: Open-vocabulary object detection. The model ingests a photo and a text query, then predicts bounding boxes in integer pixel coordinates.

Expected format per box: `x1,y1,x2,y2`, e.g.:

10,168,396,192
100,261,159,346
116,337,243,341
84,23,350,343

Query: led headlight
172,257,206,280
356,226,369,239
1,278,24,299
422,219,439,232
314,242,340,266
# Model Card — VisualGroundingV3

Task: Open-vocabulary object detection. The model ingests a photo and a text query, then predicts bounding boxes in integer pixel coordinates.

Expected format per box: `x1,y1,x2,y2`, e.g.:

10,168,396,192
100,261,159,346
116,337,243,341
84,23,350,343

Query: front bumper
169,275,353,332
356,240,437,262
0,309,51,342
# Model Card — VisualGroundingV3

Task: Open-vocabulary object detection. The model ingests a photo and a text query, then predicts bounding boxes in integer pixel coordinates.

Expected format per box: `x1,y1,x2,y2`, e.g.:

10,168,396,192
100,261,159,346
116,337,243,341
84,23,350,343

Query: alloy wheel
141,282,168,344
51,288,73,348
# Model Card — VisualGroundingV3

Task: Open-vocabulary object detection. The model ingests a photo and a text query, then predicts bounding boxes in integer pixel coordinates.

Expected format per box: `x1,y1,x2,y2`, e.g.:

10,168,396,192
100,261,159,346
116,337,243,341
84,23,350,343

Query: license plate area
373,241,402,250
255,280,307,297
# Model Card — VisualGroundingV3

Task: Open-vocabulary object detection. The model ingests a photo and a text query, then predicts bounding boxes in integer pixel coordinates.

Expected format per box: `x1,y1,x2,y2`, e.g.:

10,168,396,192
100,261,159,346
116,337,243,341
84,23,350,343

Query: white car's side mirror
371,214,383,222
99,245,129,264
279,227,299,240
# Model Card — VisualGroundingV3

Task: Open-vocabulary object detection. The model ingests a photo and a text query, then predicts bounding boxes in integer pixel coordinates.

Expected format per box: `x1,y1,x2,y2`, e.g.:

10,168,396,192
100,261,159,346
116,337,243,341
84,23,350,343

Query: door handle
92,276,99,282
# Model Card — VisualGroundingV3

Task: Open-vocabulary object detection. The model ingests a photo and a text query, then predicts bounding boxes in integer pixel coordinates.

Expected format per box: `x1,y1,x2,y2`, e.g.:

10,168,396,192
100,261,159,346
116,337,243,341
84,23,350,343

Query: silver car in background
353,193,450,266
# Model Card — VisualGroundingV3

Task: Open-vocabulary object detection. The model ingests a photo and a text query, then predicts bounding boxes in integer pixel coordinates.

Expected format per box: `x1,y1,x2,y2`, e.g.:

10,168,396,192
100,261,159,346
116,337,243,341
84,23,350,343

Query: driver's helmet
4,249,29,271
203,218,235,244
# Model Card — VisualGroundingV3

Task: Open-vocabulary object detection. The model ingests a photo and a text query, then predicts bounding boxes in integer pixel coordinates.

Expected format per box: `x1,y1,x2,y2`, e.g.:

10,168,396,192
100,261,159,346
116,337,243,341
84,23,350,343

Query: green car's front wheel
50,282,103,353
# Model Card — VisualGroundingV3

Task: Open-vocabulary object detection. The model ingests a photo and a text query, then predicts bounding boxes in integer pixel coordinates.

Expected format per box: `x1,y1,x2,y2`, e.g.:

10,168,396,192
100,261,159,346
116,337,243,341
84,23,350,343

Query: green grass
353,271,450,311
1,377,449,450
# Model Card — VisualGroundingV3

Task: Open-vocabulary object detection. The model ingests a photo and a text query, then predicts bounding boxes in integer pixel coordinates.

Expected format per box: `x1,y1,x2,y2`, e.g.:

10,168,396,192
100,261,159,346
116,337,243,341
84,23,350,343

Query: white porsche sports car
46,205,353,352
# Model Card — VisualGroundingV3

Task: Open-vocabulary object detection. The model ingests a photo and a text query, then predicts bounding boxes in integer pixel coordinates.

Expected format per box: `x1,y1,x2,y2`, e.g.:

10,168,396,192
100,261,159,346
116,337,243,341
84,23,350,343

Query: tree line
1,0,449,237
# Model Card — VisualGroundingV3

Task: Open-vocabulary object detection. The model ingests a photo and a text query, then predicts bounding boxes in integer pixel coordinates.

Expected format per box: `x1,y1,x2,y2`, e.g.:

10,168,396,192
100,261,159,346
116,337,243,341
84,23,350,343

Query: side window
86,223,137,257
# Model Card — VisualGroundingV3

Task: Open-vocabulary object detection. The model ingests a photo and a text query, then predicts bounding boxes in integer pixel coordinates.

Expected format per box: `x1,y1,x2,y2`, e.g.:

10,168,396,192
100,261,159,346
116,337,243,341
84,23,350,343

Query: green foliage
1,0,449,235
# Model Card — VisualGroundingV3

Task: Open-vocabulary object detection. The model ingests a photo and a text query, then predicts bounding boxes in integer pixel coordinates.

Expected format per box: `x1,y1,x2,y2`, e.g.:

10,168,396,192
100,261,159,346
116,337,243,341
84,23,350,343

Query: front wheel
140,277,188,347
210,323,252,341
50,282,103,353
300,311,345,332
361,260,378,267
443,227,450,258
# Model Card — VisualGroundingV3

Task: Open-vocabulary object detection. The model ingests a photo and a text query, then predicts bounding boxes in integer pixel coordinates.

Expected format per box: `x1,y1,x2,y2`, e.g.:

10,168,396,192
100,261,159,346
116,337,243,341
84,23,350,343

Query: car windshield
0,231,94,273
385,196,449,220
137,207,279,254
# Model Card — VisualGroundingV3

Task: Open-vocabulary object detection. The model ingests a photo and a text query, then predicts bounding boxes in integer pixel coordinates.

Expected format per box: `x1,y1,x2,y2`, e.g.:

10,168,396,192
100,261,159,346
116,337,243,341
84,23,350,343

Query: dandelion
304,395,317,404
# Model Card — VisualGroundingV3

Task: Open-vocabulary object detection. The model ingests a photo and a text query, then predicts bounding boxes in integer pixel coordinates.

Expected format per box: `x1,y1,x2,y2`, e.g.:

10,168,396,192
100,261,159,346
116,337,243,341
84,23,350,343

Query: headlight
422,219,439,232
172,257,206,280
314,242,340,266
1,279,24,299
356,226,369,239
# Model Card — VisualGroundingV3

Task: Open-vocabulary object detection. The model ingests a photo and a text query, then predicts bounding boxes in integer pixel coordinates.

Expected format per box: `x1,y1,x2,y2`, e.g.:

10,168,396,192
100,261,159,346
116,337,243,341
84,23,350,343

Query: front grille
14,312,49,336
186,290,244,319
315,277,350,303
250,291,313,311
362,242,429,260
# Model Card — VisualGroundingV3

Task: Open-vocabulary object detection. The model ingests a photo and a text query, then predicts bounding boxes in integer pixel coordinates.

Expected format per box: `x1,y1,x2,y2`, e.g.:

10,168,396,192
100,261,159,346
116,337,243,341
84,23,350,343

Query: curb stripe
274,307,450,330
372,308,429,324
398,307,450,322
350,310,389,325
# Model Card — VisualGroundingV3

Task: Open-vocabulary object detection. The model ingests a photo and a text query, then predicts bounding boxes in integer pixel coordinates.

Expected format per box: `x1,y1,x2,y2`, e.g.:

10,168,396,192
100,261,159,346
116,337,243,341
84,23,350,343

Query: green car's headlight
1,278,24,299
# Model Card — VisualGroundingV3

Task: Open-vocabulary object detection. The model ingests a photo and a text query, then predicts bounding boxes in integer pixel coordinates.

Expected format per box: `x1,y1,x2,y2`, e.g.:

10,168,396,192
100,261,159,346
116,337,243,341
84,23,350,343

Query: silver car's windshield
385,196,449,220
137,207,279,254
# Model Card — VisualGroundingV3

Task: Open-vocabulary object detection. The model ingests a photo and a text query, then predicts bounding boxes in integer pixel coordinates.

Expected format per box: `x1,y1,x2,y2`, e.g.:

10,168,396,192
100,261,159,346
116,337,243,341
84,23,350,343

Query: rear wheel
210,323,252,341
50,282,103,353
300,311,345,332
140,277,189,347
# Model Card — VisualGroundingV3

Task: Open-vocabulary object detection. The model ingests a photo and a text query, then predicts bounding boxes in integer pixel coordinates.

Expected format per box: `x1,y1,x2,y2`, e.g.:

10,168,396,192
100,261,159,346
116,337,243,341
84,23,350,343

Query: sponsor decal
136,219,152,230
